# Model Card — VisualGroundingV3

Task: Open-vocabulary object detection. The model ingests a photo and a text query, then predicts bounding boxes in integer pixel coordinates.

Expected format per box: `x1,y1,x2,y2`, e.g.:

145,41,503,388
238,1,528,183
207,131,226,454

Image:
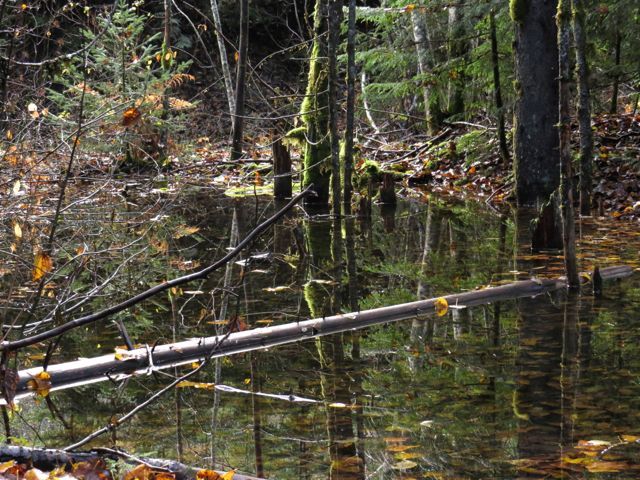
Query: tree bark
558,0,580,287
490,10,509,167
230,0,249,160
328,0,343,215
572,0,593,215
298,0,331,204
411,9,439,134
209,0,235,117
512,0,560,206
446,6,465,117
343,0,356,210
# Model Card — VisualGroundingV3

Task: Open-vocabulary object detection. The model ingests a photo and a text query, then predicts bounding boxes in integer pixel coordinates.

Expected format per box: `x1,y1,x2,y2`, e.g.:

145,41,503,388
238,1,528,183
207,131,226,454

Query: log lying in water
0,445,263,480
13,265,633,401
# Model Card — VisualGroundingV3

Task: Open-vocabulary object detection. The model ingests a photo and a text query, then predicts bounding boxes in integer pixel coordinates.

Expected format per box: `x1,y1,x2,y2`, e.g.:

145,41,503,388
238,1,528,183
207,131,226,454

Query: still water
11,188,640,479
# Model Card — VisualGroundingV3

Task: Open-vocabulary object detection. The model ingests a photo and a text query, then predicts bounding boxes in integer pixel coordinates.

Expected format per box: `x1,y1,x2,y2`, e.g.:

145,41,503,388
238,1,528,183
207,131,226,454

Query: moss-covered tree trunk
299,0,331,205
572,0,593,215
512,0,559,206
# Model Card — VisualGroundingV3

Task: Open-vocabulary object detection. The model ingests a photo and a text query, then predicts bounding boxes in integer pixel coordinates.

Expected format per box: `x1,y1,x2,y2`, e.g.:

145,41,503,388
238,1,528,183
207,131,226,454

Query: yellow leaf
121,107,142,127
234,51,239,62
176,380,215,390
434,297,448,317
164,51,172,61
12,180,21,195
33,251,53,281
6,130,13,140
621,434,640,442
196,470,222,480
21,3,27,11
26,371,51,397
221,471,235,480
405,4,416,12
13,222,22,240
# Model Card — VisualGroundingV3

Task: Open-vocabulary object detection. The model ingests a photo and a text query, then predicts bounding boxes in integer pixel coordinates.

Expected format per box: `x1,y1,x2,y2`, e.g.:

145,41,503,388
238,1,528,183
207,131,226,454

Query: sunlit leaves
176,380,215,390
32,250,53,281
13,221,22,240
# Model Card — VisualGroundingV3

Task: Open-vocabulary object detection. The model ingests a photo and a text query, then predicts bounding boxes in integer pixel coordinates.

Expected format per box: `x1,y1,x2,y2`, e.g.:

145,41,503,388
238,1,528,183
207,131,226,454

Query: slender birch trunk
411,8,437,134
209,0,235,117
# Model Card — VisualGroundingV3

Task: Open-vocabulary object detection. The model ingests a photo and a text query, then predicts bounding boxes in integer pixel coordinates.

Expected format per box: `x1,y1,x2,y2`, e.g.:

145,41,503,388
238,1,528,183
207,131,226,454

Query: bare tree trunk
558,0,579,288
490,10,509,167
411,9,438,134
572,0,593,215
512,0,559,206
343,0,356,210
160,0,172,161
446,6,465,117
230,0,249,160
209,0,235,117
328,0,343,215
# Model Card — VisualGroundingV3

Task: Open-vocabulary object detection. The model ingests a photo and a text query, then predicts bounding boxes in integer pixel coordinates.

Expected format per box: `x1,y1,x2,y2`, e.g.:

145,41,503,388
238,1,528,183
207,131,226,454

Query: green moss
509,0,528,23
284,126,307,148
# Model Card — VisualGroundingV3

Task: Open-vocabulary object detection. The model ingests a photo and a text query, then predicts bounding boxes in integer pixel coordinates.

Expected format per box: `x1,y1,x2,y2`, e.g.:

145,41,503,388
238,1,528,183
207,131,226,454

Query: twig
1,187,313,352
387,128,452,163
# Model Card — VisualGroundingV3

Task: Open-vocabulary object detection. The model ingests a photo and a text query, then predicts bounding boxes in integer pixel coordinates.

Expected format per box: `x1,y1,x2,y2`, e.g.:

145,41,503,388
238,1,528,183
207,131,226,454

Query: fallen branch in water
1,186,313,352
11,265,633,402
0,445,264,480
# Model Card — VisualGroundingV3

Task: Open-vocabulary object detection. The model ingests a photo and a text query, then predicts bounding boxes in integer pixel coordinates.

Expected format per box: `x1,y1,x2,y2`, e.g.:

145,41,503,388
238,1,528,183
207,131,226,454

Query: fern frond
167,73,196,89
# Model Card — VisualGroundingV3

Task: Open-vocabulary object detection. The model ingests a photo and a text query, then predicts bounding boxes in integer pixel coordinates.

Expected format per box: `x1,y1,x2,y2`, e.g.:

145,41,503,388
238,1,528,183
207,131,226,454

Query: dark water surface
10,188,640,479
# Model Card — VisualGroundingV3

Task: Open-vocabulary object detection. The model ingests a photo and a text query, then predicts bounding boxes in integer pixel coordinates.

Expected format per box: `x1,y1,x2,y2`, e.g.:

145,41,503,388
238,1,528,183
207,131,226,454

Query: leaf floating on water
391,459,417,470
262,286,292,293
32,251,52,281
434,297,448,317
177,380,215,390
26,371,51,397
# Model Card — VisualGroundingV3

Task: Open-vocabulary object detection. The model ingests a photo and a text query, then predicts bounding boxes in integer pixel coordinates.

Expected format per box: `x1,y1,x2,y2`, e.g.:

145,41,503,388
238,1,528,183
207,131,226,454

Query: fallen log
0,445,263,480
12,265,633,402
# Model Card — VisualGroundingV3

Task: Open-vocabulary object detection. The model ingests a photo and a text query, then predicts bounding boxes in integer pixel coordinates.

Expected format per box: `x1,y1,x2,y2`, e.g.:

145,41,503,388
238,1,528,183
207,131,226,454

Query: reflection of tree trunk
250,354,264,478
516,293,564,470
317,334,363,480
560,292,580,447
345,217,360,358
211,209,239,468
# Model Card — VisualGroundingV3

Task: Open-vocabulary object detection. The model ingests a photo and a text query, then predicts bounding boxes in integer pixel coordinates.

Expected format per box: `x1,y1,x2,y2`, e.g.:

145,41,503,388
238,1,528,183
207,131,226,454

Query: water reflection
7,193,640,479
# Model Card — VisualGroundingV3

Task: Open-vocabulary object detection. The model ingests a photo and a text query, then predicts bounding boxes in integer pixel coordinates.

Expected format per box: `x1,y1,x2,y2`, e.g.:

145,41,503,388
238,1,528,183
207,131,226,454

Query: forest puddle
9,186,640,479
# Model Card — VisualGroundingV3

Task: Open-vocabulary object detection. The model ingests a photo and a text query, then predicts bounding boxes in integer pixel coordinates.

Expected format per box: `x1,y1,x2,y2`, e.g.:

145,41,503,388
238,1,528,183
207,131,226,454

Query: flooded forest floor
1,106,640,480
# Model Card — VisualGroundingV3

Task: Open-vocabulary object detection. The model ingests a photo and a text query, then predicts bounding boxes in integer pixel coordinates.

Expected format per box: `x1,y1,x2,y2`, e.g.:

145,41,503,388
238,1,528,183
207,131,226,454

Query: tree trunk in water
230,0,249,160
558,0,580,288
411,9,439,134
572,0,593,215
512,0,559,206
490,10,509,167
298,0,331,205
209,0,235,117
328,0,343,215
343,0,356,211
609,29,621,114
272,135,292,199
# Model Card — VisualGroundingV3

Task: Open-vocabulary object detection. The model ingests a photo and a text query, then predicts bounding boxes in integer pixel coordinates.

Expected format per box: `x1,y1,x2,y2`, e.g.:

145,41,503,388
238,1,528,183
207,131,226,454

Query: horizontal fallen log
12,265,633,402
0,445,263,480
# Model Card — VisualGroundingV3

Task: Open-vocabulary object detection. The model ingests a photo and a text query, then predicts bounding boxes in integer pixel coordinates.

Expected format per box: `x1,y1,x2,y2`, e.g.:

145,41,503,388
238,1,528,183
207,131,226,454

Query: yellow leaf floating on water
27,371,51,397
32,251,52,281
433,297,448,317
177,380,215,390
